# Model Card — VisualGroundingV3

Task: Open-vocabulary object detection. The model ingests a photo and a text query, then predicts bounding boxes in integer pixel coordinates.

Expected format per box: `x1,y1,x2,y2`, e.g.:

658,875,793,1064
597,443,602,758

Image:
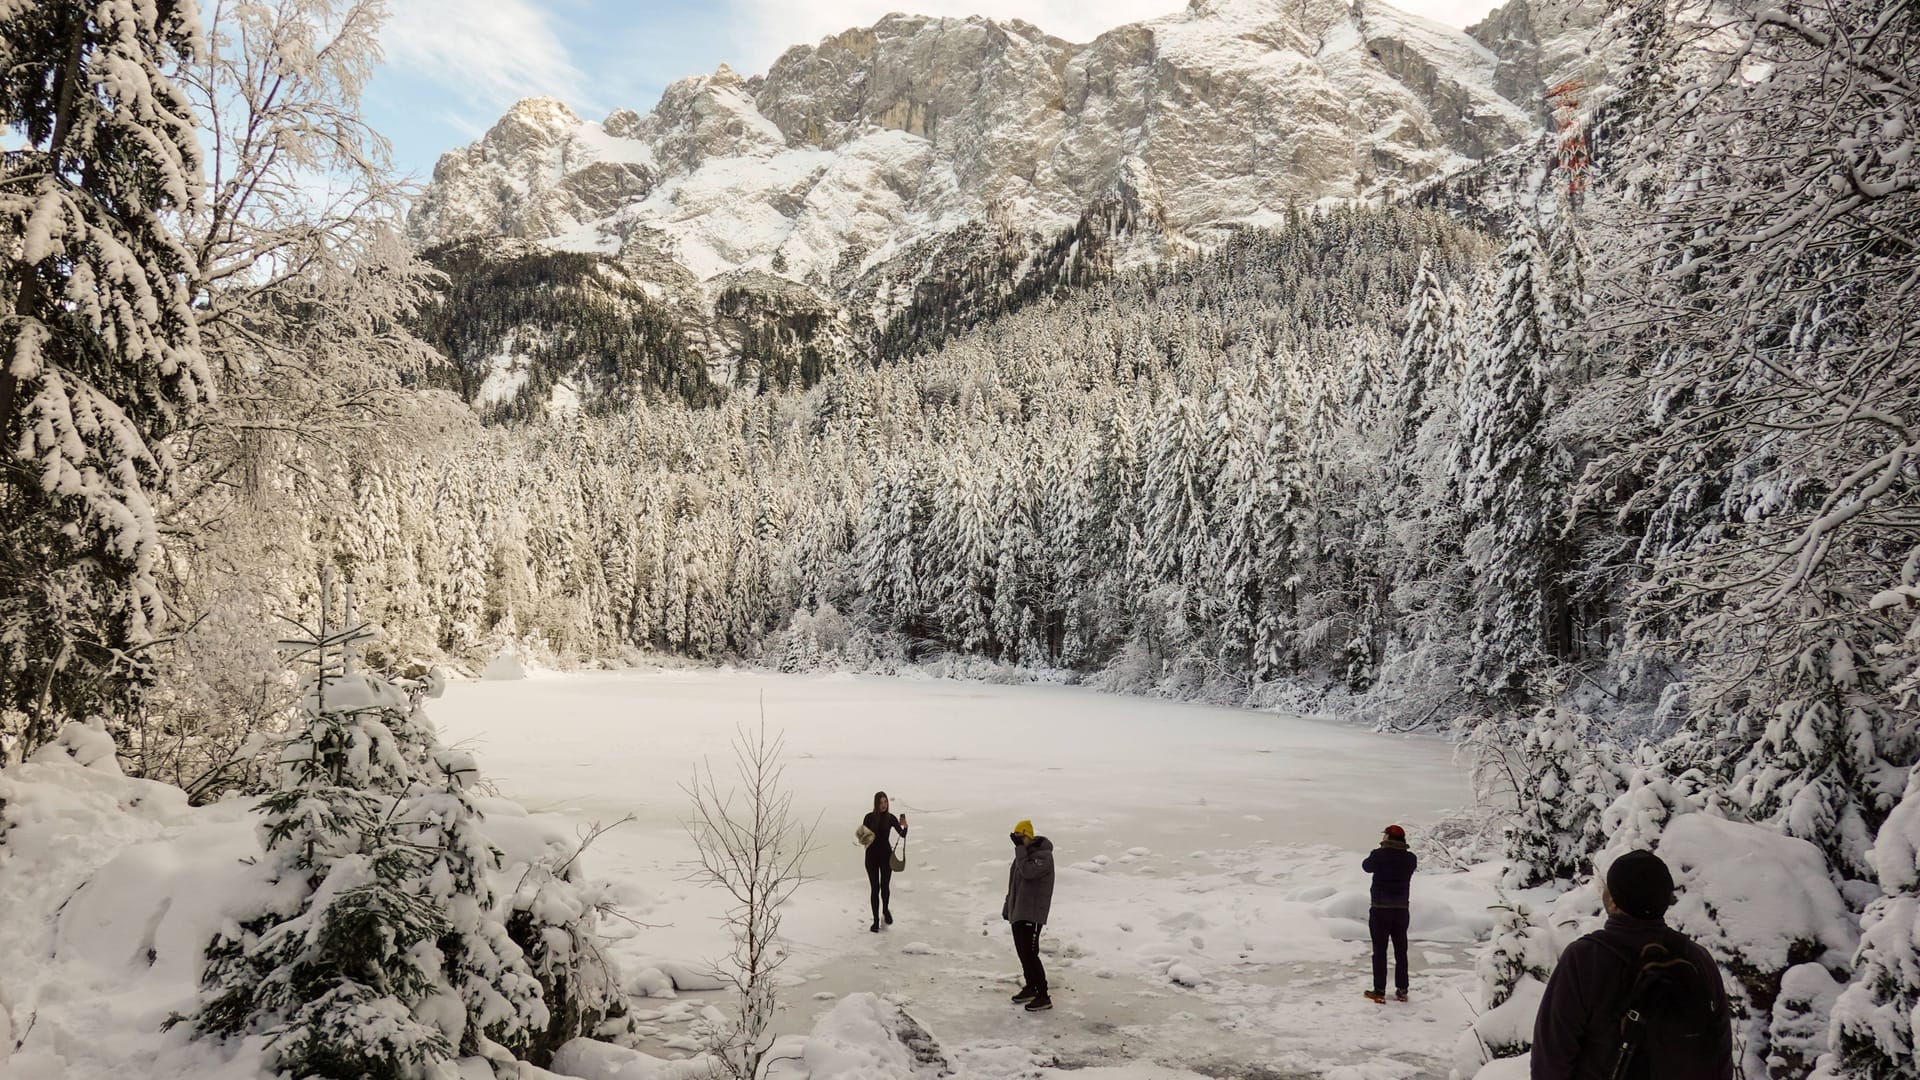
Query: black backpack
1590,928,1724,1080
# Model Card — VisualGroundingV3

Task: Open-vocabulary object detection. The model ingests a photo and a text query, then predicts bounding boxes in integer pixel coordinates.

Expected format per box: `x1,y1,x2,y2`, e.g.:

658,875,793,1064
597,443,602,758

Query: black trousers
1012,920,1047,994
866,856,892,922
1370,905,1410,993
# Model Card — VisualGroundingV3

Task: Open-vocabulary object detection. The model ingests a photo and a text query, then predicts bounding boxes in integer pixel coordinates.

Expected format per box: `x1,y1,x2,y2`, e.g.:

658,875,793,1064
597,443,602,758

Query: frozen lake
437,669,1497,1079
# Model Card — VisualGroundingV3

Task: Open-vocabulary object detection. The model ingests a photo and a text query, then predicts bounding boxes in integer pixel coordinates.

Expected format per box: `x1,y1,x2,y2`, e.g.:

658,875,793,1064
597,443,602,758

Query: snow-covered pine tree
502,836,633,1064
1454,231,1567,702
1252,392,1313,681
1771,964,1845,1080
1540,199,1590,382
1453,889,1558,1076
1818,766,1920,1079
1087,400,1144,658
989,461,1035,662
440,504,489,655
1501,703,1624,887
1390,263,1464,458
853,461,919,637
1205,373,1263,672
0,0,209,741
1601,745,1712,854
190,580,452,1074
1460,701,1622,890
188,577,573,1075
1144,393,1209,592
925,460,995,652
1477,891,1555,1012
1340,333,1394,431
1036,443,1092,667
404,747,548,1060
1736,627,1912,883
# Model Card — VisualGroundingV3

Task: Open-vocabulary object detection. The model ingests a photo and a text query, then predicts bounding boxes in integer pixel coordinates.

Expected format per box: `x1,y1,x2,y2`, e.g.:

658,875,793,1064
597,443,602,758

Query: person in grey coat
1002,818,1056,1011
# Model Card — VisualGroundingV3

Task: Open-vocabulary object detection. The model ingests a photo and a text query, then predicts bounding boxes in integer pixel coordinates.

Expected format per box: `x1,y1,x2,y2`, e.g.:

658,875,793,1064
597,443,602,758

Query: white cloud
725,0,1505,76
382,0,594,114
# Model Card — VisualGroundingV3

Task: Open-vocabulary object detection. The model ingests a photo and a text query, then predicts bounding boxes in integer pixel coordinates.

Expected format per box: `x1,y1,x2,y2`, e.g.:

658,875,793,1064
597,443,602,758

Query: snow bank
54,816,278,988
0,762,269,1080
483,647,531,680
1654,814,1856,975
549,1037,713,1080
622,958,728,993
1450,976,1543,1079
1468,1057,1532,1080
800,993,914,1080
26,721,122,772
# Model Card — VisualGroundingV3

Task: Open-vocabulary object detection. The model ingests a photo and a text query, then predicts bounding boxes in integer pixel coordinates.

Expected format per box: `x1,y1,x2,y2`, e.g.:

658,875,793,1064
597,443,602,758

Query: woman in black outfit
859,791,908,932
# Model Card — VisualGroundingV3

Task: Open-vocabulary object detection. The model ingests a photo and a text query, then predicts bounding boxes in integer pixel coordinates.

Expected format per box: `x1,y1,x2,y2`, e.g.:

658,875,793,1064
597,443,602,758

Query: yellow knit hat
1013,819,1034,838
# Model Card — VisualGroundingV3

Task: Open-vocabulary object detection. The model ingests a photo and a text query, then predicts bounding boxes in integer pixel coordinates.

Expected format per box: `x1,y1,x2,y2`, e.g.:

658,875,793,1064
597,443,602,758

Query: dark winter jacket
1362,842,1417,907
1002,836,1055,926
1531,913,1734,1080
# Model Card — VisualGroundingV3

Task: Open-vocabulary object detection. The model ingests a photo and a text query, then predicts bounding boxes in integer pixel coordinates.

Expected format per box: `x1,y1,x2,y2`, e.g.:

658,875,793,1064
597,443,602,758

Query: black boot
1024,993,1052,1012
1011,986,1037,1003
884,909,893,925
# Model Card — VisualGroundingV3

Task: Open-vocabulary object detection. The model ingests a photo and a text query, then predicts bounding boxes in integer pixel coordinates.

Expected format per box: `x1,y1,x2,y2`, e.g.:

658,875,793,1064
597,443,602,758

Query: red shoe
1363,990,1386,1004
1394,991,1409,1003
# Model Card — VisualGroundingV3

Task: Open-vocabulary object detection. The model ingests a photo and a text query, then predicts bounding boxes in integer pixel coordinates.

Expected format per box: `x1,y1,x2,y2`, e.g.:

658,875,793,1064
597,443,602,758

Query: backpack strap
1587,928,1665,1080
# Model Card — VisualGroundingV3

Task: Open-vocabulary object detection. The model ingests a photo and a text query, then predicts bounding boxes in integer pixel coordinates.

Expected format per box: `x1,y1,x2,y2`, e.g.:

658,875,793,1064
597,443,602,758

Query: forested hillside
413,240,721,417
194,208,1492,692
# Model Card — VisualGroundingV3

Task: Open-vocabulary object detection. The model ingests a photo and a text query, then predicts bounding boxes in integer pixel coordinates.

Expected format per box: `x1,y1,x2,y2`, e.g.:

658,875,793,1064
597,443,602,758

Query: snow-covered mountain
415,0,1540,275
407,0,1587,405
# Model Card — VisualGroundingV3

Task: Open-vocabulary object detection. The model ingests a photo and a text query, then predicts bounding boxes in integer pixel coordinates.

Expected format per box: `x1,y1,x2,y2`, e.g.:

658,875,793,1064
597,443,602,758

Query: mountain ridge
407,0,1600,411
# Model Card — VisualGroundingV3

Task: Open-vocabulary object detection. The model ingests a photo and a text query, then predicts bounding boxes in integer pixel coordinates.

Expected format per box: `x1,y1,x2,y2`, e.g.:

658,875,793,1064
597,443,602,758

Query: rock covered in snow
1166,960,1205,987
800,993,919,1080
652,958,728,992
625,967,676,999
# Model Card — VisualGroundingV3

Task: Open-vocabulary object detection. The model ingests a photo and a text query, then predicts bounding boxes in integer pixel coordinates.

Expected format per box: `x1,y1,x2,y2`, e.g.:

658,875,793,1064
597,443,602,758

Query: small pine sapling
1818,767,1920,1079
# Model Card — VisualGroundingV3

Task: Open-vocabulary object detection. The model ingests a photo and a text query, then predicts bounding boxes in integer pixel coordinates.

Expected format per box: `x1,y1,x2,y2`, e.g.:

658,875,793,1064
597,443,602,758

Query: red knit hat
1384,825,1406,839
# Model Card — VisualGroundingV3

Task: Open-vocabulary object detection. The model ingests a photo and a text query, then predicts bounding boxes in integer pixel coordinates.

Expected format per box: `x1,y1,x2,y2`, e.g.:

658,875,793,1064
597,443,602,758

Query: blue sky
366,0,1505,181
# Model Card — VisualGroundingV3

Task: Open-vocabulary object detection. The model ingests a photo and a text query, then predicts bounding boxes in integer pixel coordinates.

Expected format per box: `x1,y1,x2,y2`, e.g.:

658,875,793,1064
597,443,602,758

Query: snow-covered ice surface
435,669,1495,1078
0,670,1492,1079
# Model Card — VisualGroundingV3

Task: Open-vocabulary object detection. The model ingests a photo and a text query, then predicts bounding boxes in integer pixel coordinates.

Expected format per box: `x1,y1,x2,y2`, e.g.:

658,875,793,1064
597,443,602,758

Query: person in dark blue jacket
1361,824,1417,1003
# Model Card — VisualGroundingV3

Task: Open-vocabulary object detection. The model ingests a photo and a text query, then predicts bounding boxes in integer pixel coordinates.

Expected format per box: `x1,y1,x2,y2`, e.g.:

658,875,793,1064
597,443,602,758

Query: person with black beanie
1362,824,1417,1003
1531,849,1735,1080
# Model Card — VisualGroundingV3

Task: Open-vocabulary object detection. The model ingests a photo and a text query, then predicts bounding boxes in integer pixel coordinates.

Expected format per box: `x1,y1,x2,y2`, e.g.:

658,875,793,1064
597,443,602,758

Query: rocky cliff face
1467,0,1615,106
409,0,1564,405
